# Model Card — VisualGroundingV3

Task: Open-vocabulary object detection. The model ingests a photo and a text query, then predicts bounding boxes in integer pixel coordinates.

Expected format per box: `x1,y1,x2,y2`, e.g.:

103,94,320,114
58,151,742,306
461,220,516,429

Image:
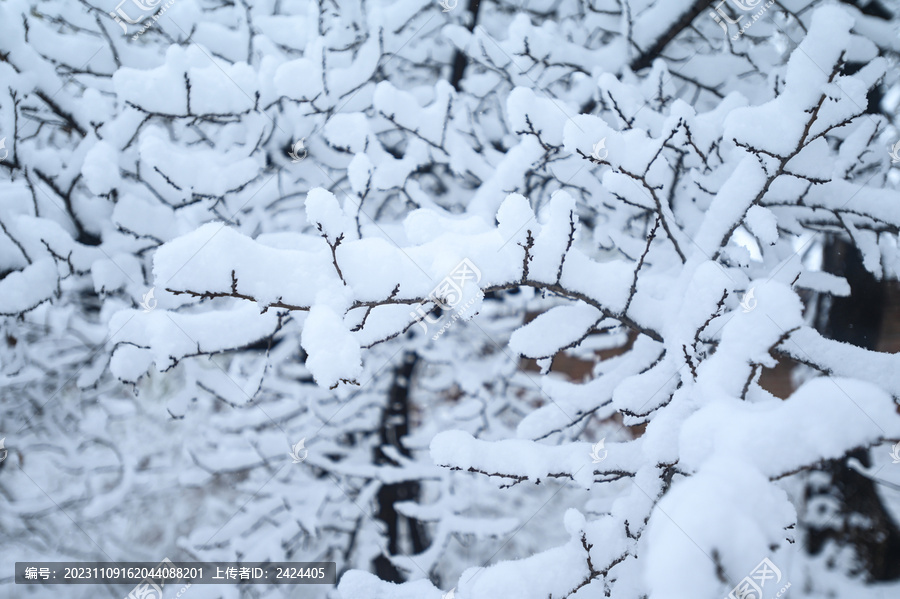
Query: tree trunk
806,238,900,580
450,0,482,91
372,352,430,582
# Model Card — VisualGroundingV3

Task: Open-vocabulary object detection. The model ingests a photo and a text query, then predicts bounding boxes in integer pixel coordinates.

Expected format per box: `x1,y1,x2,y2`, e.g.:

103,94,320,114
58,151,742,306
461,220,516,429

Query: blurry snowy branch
3,0,900,598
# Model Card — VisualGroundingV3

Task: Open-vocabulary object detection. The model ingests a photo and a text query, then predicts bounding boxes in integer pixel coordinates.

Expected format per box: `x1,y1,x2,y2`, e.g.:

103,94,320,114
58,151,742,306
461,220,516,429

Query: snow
81,139,120,195
645,455,796,599
338,571,442,599
431,429,616,490
506,87,570,148
682,377,900,478
6,2,900,599
495,193,536,251
509,304,602,359
348,152,374,197
693,157,768,257
0,259,57,315
139,127,260,202
108,303,281,381
305,187,356,241
745,205,778,246
274,53,325,100
301,304,363,388
468,137,545,221
778,327,900,398
91,253,143,295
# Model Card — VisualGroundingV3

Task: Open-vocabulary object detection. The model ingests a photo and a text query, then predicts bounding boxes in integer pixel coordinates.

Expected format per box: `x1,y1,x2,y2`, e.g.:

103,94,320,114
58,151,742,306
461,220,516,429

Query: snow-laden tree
3,0,900,598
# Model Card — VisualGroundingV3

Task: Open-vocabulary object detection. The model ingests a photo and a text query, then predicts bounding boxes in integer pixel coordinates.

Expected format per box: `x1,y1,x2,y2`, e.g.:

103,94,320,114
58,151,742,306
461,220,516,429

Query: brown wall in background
527,281,900,403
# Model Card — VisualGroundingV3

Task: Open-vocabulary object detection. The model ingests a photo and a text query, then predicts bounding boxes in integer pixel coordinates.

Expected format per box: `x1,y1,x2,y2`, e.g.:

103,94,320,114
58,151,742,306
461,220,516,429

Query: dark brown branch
167,278,666,343
556,210,577,284
629,0,710,72
624,216,660,314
